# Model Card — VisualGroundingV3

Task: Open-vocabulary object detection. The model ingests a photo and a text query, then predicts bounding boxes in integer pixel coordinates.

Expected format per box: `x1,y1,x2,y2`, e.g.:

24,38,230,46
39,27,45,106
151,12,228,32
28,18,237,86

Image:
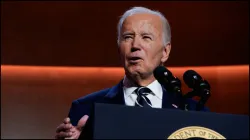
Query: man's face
118,13,170,78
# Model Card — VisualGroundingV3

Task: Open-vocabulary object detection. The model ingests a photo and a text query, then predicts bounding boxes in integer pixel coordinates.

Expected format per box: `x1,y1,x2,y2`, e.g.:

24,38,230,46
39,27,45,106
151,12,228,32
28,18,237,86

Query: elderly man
55,6,208,139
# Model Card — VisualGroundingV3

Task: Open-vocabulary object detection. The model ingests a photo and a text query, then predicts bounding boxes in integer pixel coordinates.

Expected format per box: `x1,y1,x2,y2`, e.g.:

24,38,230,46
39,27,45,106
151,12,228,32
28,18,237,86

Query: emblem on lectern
167,126,226,139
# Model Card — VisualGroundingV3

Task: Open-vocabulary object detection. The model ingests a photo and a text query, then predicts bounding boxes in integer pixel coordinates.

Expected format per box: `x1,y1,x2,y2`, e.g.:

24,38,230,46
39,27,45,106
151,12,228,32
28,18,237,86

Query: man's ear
161,43,171,63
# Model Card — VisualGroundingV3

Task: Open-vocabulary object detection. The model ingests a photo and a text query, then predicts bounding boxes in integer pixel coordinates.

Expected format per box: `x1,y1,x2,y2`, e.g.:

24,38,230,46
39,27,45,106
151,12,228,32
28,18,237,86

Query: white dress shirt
123,76,163,108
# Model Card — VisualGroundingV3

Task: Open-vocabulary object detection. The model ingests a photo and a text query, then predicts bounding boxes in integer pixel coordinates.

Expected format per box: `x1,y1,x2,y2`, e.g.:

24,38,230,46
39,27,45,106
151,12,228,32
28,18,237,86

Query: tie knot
135,87,152,96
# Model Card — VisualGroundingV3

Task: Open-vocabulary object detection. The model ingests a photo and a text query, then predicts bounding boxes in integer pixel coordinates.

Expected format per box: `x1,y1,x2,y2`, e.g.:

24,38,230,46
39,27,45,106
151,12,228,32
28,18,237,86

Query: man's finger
76,115,89,129
65,131,81,139
66,127,77,133
56,123,72,133
55,131,73,139
63,117,71,124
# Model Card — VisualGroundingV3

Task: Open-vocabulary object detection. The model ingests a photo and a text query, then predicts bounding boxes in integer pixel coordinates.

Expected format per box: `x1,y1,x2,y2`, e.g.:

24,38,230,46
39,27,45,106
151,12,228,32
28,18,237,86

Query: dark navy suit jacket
68,80,209,126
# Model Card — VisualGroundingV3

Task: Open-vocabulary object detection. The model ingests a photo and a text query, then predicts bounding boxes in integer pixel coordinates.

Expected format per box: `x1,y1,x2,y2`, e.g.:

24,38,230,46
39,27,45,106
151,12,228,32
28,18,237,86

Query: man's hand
55,115,89,139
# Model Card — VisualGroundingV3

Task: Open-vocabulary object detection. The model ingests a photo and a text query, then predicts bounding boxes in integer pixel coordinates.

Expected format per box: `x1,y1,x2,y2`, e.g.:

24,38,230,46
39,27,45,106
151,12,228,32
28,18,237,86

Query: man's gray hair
117,6,171,47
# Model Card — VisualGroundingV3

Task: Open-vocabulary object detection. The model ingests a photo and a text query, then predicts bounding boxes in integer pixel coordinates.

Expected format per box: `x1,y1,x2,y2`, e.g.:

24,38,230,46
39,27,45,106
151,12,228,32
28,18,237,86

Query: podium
79,103,249,139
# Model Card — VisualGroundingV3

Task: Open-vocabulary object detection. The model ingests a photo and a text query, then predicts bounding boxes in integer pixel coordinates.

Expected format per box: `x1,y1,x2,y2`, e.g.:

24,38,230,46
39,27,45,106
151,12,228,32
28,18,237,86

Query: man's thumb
76,115,89,130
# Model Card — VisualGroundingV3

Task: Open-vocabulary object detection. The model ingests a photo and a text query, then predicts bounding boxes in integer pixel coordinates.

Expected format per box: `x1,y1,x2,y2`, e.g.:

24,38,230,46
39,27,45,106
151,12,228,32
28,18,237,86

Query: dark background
1,1,249,67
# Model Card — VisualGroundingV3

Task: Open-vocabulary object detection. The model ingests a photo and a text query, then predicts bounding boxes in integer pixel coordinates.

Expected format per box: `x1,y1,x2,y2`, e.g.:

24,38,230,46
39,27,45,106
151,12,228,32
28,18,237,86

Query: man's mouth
128,57,142,63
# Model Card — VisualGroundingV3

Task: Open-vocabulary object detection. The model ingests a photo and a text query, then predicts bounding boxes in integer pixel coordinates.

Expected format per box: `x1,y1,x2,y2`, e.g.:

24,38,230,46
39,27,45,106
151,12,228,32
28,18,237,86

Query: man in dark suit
55,6,208,139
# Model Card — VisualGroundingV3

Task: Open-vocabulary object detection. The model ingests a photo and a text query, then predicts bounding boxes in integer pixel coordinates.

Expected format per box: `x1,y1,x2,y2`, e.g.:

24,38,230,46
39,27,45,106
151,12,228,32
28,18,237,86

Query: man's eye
143,36,151,40
124,36,133,40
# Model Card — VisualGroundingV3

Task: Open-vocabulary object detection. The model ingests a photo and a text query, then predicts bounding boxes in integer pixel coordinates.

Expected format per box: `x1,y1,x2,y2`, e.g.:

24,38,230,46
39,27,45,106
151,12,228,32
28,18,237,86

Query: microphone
153,66,185,110
183,70,211,111
153,66,182,94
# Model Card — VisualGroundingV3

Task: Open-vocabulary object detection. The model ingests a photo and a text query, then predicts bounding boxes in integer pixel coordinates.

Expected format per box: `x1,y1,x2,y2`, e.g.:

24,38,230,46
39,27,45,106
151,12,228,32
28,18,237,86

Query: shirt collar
123,75,163,99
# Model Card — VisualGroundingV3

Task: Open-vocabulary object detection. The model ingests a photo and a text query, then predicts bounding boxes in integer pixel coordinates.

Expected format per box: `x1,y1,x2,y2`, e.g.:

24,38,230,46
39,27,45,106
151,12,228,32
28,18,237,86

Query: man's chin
127,65,142,72
126,66,146,77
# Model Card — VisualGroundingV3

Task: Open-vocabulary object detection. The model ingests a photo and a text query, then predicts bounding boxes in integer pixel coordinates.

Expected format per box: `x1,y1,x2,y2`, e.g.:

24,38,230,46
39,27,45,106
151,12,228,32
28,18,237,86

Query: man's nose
131,37,142,52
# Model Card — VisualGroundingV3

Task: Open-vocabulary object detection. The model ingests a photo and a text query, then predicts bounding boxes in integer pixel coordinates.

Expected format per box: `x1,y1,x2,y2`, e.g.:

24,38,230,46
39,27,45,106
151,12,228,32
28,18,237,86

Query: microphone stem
196,90,210,111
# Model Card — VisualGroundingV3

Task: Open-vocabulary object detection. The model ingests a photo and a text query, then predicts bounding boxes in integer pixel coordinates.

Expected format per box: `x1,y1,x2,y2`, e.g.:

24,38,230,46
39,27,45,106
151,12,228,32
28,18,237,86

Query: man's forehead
123,13,161,24
122,13,162,32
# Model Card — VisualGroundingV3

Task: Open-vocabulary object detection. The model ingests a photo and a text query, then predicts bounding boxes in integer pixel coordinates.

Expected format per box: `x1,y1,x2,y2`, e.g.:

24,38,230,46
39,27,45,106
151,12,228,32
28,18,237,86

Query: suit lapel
103,80,125,105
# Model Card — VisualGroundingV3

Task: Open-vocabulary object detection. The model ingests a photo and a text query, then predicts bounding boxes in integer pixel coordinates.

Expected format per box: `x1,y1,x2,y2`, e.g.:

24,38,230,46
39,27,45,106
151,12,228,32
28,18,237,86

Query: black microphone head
154,66,182,93
153,66,173,83
183,70,202,88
